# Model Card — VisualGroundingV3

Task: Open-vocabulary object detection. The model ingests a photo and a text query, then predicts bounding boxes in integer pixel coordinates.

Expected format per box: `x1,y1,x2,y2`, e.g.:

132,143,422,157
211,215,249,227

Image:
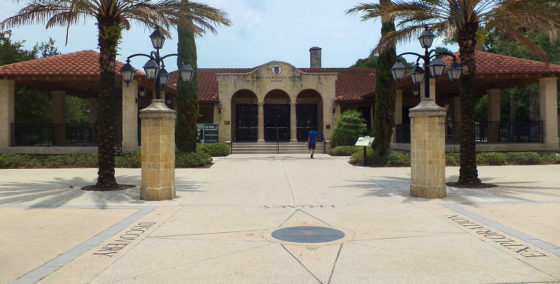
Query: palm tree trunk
458,23,481,185
95,18,121,187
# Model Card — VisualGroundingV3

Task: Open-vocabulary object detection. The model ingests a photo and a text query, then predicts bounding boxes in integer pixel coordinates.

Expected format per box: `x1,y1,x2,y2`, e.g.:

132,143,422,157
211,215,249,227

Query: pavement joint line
454,200,560,206
9,206,156,284
0,204,154,209
442,203,560,257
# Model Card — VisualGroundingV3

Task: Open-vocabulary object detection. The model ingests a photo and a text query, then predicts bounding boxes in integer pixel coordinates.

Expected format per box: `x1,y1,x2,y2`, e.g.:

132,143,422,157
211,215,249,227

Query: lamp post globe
150,26,165,50
390,61,407,81
143,59,159,81
120,62,135,85
429,57,446,78
411,65,425,85
159,67,170,87
448,60,464,81
418,26,435,49
179,64,195,83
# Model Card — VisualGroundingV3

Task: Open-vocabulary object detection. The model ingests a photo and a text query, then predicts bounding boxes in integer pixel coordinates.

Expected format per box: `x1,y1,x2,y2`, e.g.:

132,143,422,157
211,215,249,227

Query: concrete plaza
1,154,559,283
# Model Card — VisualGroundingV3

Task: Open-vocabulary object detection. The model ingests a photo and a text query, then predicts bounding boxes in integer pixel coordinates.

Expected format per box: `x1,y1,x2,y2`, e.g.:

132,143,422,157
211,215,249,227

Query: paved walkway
1,154,559,283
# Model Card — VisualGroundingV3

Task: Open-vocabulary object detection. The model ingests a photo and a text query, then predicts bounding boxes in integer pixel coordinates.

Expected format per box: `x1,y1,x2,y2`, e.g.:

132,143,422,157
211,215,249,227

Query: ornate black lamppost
120,26,195,99
390,25,463,96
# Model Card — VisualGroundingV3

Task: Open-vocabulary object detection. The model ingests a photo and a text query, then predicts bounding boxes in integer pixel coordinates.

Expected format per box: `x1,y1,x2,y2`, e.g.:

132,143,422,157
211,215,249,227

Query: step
231,142,325,154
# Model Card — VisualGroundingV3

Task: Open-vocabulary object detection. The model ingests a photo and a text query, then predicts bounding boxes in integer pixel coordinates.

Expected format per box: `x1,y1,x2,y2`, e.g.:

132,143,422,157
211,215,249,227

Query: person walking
307,128,318,159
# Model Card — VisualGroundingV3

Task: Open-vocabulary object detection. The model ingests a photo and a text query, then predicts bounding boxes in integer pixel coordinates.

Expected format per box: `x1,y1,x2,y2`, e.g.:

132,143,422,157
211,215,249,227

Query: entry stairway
231,142,325,154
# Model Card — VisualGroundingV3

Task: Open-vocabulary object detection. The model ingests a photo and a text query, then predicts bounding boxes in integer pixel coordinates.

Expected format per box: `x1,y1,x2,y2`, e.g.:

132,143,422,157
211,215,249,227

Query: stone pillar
140,100,176,200
290,103,297,142
0,79,15,147
122,81,139,150
258,102,264,142
539,77,559,146
410,99,447,198
213,103,220,124
392,89,403,143
487,89,501,143
52,90,66,145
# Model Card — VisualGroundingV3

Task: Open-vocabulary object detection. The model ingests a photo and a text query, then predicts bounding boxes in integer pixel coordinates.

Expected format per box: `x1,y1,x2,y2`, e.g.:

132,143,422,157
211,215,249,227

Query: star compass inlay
156,209,355,283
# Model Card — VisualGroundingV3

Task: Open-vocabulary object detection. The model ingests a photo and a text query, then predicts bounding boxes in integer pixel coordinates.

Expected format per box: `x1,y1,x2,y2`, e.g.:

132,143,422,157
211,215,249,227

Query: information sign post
355,136,375,166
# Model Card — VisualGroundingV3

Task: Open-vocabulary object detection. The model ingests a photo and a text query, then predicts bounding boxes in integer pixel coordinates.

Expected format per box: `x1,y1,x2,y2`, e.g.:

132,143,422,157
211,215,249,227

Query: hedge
349,151,560,167
0,151,213,169
330,146,361,156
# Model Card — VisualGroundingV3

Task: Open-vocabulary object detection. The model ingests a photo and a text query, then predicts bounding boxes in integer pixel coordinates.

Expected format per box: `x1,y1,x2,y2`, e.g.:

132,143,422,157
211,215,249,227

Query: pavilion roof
0,50,144,79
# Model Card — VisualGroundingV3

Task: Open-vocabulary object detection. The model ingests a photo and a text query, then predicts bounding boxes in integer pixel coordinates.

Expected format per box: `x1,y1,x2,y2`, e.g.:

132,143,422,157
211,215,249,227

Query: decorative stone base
140,100,176,201
409,98,447,199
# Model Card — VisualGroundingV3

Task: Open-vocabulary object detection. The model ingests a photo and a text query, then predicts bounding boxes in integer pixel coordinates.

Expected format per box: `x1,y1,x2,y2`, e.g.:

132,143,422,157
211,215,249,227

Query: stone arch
263,89,291,141
296,89,324,141
231,90,258,142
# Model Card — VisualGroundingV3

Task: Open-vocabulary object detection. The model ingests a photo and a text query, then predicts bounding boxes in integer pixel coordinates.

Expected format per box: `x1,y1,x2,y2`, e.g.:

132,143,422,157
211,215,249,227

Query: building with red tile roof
0,48,558,153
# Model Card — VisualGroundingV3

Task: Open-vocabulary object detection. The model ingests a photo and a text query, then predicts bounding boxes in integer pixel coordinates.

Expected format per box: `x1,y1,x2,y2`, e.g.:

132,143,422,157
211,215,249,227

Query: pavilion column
213,103,220,124
419,79,436,100
122,80,139,150
392,89,403,143
0,79,15,148
52,90,66,145
258,102,264,142
539,77,559,147
290,102,297,142
487,88,501,143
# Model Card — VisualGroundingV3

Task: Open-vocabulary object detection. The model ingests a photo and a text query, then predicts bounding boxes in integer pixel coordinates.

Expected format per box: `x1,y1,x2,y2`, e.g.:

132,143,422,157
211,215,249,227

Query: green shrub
331,110,368,147
505,152,541,165
385,150,411,166
200,143,230,157
176,152,212,168
445,153,460,166
115,152,141,168
350,147,374,165
331,146,360,156
0,154,30,168
538,152,559,164
477,152,507,165
350,149,410,167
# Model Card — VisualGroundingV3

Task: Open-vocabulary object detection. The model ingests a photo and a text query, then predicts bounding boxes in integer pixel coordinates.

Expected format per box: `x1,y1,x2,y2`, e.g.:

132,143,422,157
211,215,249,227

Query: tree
1,0,230,187
176,2,230,152
332,110,368,147
349,0,397,158
346,0,560,185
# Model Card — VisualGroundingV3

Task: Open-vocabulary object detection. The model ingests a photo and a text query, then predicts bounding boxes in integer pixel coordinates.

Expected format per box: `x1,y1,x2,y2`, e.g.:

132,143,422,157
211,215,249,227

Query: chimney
309,47,322,68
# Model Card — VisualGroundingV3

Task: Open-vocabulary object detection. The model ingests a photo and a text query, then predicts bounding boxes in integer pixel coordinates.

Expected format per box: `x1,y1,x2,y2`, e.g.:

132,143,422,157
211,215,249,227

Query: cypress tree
176,18,200,153
372,0,397,157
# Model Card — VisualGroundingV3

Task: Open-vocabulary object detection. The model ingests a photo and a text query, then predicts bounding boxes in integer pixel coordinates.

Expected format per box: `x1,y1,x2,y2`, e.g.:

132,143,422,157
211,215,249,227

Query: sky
1,0,454,70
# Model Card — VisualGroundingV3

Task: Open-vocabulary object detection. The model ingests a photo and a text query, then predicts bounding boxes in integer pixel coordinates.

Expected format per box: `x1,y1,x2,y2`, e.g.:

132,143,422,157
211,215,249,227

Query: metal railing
395,121,543,144
11,123,122,147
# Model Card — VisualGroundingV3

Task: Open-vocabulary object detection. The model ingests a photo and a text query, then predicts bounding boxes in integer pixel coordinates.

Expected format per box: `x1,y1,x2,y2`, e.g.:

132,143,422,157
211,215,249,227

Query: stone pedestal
140,100,176,201
410,98,447,198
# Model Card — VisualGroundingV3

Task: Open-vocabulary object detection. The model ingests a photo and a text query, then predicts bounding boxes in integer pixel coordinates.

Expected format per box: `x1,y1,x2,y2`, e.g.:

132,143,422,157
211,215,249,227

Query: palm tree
1,0,230,187
348,0,560,184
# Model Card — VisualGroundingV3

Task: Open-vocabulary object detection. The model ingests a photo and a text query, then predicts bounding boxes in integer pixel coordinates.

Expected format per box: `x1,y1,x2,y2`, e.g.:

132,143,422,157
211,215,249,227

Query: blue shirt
308,130,318,144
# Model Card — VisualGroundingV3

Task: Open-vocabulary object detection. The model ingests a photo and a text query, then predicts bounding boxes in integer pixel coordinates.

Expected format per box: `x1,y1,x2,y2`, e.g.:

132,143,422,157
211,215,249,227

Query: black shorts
308,143,316,150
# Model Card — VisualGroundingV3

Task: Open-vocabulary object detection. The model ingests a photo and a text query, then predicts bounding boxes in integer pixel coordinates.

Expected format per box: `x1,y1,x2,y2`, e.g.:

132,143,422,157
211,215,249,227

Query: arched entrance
296,90,323,141
232,90,258,142
264,90,291,141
